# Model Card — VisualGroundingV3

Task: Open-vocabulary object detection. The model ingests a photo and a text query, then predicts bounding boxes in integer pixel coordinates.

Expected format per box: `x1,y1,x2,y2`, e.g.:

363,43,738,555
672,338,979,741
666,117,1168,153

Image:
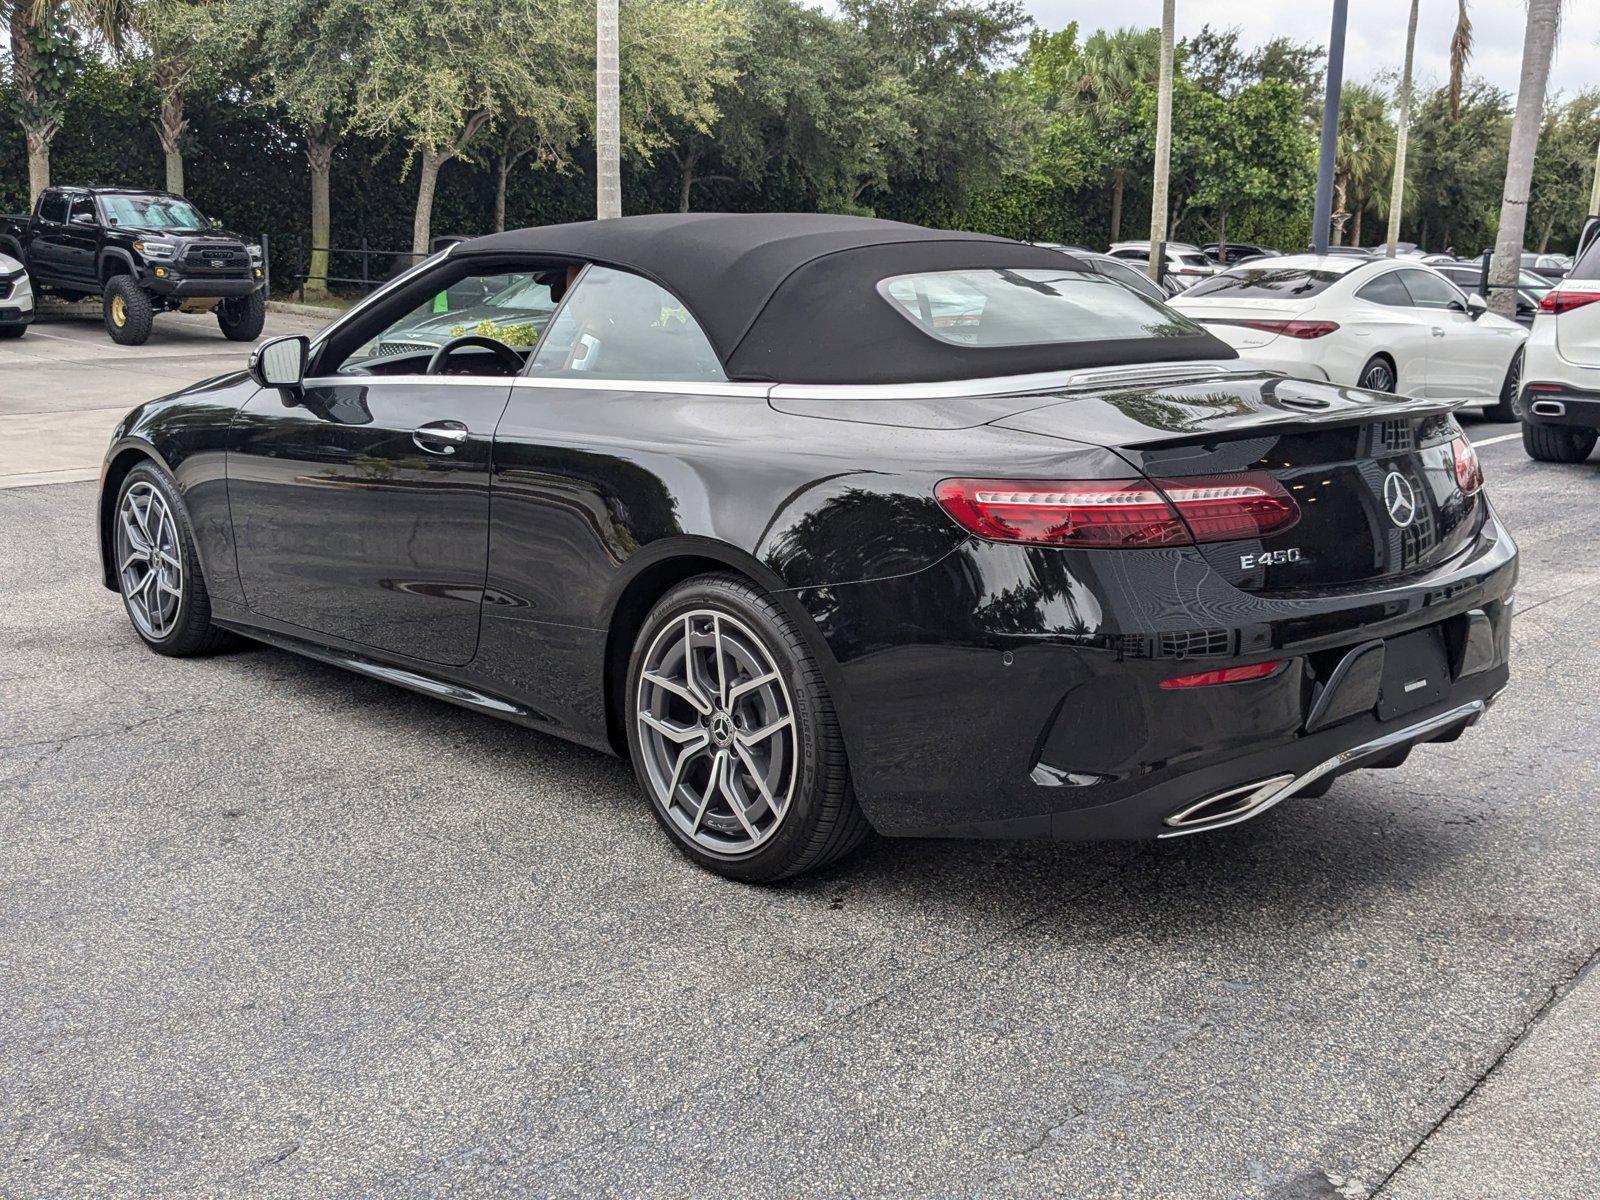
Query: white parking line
1471,431,1522,448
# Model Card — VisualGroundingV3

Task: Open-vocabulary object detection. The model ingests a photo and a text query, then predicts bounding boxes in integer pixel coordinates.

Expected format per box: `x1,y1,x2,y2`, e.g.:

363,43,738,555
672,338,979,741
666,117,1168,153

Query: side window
528,265,726,383
69,195,95,224
1355,272,1414,308
38,191,68,224
337,267,563,376
1397,269,1467,311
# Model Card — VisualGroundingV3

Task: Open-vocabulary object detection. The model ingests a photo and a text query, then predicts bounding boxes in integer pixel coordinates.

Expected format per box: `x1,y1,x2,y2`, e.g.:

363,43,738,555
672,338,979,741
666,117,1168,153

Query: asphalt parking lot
3,317,1599,1197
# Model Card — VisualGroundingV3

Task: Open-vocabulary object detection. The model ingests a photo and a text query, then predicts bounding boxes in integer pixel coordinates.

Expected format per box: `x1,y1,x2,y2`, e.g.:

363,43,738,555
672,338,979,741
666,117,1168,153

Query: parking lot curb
267,300,346,319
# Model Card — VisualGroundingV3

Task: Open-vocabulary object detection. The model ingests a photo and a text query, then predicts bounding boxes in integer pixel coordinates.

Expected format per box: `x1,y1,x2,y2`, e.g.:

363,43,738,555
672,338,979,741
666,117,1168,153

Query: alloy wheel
635,609,797,855
115,480,184,640
1360,361,1394,391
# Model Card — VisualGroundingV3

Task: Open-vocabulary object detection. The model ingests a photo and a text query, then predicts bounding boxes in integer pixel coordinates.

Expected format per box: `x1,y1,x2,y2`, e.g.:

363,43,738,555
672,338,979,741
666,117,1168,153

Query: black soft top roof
458,213,1232,386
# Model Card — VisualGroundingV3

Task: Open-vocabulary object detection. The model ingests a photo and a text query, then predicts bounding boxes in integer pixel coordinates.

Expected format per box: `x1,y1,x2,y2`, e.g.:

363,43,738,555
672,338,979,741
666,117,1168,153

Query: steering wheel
425,334,524,376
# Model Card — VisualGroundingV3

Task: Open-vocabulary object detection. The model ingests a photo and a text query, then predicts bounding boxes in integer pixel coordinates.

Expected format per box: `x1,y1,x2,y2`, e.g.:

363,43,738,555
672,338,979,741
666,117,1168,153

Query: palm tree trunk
595,0,621,219
1488,0,1561,319
1352,206,1363,247
676,146,698,213
1109,168,1125,242
495,153,510,233
157,87,186,195
9,5,53,202
305,134,334,299
1146,0,1175,280
1590,136,1600,215
1385,0,1419,257
412,147,447,260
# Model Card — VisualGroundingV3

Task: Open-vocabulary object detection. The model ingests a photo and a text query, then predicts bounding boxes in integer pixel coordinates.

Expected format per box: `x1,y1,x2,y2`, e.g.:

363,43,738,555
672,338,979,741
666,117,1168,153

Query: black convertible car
99,214,1516,881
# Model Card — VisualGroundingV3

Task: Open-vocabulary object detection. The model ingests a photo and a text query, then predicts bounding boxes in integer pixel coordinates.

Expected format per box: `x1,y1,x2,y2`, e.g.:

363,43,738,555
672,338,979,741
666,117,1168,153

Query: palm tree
1333,84,1393,247
1146,0,1174,279
1077,27,1159,243
1487,0,1562,318
4,0,130,201
1448,0,1472,121
1385,0,1419,256
595,0,621,218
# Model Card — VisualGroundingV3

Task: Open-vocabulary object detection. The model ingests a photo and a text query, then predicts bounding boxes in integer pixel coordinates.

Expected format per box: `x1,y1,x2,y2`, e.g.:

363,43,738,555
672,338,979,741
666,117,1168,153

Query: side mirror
1466,293,1488,320
249,334,309,394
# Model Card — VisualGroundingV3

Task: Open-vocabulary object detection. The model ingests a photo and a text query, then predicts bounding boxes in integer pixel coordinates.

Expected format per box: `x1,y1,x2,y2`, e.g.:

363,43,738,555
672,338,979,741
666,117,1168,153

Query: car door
25,190,69,280
228,258,559,666
1394,268,1505,399
1348,269,1435,397
62,193,99,285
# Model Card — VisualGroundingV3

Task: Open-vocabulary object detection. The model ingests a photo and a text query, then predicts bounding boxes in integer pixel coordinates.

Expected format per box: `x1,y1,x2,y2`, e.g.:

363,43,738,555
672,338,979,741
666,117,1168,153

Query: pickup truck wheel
103,276,154,345
217,290,266,341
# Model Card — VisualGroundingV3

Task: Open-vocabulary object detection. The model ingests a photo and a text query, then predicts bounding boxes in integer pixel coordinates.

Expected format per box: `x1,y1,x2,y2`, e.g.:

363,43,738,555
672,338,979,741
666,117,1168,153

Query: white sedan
1171,254,1527,419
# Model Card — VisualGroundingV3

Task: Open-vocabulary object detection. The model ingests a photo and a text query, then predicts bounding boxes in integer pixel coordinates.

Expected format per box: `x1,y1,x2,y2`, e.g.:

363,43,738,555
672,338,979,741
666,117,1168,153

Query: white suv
1105,241,1216,291
0,249,33,338
1520,217,1600,462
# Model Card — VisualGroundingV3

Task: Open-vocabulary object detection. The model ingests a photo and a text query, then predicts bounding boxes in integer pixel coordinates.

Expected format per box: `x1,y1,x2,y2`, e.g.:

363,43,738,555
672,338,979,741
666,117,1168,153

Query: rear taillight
1160,660,1284,689
1242,319,1340,339
1538,289,1600,314
1451,435,1483,495
934,472,1300,549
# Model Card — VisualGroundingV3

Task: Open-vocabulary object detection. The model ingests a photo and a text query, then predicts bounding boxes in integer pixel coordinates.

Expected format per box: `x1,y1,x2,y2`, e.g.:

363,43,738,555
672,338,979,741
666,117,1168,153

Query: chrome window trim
512,376,772,397
769,360,1246,402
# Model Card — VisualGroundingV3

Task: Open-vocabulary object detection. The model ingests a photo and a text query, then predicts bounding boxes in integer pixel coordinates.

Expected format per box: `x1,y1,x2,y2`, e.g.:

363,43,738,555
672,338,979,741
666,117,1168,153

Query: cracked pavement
2,421,1598,1198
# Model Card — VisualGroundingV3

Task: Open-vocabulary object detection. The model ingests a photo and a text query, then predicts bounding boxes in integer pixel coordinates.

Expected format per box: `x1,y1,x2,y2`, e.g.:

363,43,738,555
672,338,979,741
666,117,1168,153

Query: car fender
98,245,139,281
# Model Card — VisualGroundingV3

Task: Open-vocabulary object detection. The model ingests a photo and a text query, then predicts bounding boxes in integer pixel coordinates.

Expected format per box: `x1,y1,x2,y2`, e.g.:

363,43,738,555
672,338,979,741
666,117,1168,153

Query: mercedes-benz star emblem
1383,471,1418,528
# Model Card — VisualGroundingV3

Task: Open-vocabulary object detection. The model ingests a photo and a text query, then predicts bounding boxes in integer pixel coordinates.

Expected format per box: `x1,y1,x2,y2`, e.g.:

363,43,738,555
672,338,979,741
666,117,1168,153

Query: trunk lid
992,373,1484,592
1172,298,1316,350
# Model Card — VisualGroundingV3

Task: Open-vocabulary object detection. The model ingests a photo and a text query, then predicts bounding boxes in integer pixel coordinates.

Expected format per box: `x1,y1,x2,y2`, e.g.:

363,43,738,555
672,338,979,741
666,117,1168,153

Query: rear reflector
1538,289,1600,315
1241,319,1340,339
1160,660,1284,689
1451,435,1483,495
934,472,1300,548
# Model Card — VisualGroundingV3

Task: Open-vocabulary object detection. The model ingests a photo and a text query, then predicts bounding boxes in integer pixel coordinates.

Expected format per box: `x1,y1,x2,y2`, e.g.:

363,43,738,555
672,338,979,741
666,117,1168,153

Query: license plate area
1376,627,1451,720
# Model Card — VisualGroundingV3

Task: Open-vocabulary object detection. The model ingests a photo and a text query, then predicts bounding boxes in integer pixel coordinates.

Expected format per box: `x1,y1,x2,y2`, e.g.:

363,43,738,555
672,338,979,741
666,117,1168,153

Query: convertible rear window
1184,268,1344,299
877,268,1200,348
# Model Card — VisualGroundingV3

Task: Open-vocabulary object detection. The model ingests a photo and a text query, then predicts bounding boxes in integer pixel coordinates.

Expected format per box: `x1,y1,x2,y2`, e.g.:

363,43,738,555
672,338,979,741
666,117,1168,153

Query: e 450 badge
1240,548,1302,569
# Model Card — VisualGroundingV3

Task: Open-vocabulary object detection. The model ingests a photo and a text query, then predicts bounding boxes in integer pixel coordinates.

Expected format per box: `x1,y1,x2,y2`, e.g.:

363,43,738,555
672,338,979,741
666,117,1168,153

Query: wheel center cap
708,710,735,747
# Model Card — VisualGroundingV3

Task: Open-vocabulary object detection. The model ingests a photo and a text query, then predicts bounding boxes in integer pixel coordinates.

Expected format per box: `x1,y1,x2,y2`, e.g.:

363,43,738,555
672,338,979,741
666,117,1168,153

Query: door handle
1430,327,1446,338
412,420,469,455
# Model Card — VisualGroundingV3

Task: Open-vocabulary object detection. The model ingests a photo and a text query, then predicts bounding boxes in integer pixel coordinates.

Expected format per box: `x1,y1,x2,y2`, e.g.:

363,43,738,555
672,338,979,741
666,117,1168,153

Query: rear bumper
1520,381,1600,428
794,504,1517,841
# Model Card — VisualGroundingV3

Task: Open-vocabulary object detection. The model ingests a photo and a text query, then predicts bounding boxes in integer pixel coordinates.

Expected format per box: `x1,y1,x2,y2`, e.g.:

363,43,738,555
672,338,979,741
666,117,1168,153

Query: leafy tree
1076,25,1159,241
1407,81,1509,252
3,1,85,200
132,0,236,195
1529,91,1600,252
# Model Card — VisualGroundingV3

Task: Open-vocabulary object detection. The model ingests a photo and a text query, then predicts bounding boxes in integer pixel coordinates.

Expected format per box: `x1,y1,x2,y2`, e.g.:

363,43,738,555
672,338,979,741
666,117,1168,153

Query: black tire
217,289,266,341
1484,349,1522,422
103,275,155,345
1522,421,1598,463
113,462,235,656
0,324,23,339
625,573,869,883
1357,354,1397,393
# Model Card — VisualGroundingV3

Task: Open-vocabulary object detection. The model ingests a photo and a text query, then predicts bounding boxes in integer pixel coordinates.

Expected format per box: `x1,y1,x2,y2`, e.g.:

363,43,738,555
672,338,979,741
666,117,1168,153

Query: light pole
1146,0,1175,282
1310,0,1349,255
596,0,621,219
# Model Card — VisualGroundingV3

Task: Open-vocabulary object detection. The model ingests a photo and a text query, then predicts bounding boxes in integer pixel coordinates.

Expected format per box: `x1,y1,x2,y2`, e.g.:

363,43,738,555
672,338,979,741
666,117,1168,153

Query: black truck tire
217,290,267,341
103,276,155,345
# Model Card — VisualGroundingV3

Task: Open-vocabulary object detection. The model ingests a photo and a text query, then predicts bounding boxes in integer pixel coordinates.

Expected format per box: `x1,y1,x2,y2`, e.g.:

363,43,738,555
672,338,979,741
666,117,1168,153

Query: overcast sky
1020,1,1599,100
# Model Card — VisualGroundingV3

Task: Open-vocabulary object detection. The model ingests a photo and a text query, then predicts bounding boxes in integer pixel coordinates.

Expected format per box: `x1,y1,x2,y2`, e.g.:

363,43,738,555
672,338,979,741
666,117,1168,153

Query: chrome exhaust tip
1162,775,1296,833
1529,399,1566,417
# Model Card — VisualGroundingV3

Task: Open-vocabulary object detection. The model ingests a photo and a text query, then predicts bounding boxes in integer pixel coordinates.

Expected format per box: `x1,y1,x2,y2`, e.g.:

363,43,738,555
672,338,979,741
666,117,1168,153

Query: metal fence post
360,237,370,292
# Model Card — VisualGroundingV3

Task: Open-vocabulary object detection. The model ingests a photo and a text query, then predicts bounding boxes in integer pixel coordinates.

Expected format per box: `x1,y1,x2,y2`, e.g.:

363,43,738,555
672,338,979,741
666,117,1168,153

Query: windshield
877,268,1202,347
1184,267,1344,299
97,193,210,231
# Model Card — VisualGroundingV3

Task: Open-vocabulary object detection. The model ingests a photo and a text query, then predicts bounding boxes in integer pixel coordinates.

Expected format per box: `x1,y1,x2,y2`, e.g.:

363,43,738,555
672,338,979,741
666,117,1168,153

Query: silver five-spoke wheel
635,609,797,855
115,479,184,641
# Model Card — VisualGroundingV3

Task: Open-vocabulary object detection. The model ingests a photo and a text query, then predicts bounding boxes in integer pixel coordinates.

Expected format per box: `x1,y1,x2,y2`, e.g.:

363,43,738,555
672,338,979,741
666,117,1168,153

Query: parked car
1432,260,1553,328
1171,255,1527,420
1521,252,1572,282
1518,216,1600,462
1033,243,1174,302
0,249,33,337
0,186,266,346
1202,242,1278,265
96,214,1515,881
1106,240,1217,289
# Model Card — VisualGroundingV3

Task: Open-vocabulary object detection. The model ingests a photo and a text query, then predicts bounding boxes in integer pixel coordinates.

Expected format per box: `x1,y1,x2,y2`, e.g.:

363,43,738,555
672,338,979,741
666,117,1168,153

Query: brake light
1451,435,1483,495
934,472,1300,548
1538,289,1600,314
1160,660,1284,689
1242,319,1340,339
